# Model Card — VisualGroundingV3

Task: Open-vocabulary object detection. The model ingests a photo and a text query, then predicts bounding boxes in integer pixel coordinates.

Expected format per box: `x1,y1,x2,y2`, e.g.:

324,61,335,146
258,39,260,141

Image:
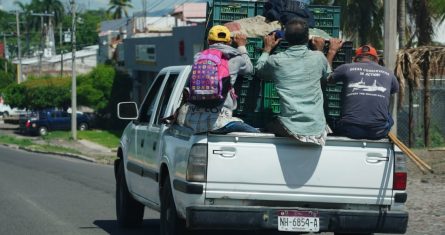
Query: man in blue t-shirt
330,45,399,140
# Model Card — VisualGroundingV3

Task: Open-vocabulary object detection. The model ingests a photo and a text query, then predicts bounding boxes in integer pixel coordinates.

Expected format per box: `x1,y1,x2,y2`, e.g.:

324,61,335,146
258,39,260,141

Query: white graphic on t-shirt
349,78,387,93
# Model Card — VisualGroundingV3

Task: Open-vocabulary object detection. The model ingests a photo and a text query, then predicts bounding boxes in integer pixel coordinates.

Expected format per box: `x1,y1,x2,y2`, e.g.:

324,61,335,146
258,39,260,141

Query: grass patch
0,135,34,147
40,129,120,149
78,130,120,149
42,131,71,141
30,144,82,155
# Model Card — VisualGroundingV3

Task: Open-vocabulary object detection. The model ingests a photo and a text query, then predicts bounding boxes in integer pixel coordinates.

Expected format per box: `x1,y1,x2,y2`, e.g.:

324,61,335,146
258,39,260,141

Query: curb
1,143,96,163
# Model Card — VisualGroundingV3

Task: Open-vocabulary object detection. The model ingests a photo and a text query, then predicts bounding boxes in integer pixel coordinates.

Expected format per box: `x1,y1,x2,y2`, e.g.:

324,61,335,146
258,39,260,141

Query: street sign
64,31,71,43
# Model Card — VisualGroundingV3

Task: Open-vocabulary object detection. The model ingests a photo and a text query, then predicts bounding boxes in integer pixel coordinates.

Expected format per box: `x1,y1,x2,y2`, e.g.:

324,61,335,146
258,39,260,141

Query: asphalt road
0,145,160,235
0,145,334,235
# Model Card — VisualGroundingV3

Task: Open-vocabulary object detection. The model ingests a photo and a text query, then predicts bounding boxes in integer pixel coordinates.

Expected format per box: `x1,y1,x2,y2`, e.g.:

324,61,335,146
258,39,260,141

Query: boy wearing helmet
329,45,399,140
176,25,258,134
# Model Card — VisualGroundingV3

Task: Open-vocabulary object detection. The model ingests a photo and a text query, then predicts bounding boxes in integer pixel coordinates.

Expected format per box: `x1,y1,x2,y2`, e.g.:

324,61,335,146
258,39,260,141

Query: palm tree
37,0,65,28
332,0,384,48
430,0,445,23
397,0,406,48
14,1,35,57
107,0,133,19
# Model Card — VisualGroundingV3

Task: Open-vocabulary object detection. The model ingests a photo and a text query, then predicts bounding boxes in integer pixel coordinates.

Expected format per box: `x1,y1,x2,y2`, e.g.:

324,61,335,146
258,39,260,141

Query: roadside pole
3,33,6,73
1,33,12,73
384,0,398,135
60,24,63,77
15,11,22,83
71,0,77,140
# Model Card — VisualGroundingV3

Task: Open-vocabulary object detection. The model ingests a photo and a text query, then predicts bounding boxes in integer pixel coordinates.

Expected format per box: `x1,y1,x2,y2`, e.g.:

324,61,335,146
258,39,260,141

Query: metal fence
397,81,445,147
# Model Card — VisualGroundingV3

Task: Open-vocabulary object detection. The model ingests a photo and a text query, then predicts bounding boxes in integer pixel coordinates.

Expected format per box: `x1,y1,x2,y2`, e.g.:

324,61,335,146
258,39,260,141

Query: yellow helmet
208,25,231,43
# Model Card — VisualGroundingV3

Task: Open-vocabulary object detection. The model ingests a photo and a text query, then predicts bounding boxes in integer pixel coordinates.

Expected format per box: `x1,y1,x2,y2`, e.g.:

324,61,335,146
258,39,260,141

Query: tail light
186,144,208,182
393,151,407,190
25,120,31,128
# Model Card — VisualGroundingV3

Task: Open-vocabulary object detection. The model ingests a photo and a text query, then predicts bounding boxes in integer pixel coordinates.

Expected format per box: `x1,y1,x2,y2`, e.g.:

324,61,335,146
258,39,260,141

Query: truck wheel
160,175,187,235
116,161,144,227
39,126,48,136
79,123,88,131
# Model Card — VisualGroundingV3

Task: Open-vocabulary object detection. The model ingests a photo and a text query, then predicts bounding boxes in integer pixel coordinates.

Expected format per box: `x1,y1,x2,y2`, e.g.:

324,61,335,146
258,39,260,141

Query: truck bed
206,134,394,206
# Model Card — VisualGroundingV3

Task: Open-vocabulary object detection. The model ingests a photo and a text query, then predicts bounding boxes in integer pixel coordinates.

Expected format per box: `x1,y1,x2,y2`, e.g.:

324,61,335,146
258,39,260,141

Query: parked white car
0,104,27,118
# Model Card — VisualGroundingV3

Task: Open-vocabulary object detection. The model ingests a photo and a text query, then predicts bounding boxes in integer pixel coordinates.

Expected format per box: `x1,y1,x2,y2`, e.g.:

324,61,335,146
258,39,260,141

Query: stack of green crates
207,0,350,128
208,0,256,26
309,5,341,38
233,38,264,126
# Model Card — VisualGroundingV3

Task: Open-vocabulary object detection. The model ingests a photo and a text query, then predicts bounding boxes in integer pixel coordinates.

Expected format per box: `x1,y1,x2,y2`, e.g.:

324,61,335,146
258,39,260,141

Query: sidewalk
0,120,116,164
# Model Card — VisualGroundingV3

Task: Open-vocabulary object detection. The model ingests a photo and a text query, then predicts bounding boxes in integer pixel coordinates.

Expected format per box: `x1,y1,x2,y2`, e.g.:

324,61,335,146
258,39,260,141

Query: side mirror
117,102,139,120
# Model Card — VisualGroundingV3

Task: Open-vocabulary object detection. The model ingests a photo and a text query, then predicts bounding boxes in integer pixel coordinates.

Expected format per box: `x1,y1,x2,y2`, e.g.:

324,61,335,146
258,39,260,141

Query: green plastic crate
246,37,263,61
263,81,281,114
234,75,261,115
309,5,341,28
210,0,256,24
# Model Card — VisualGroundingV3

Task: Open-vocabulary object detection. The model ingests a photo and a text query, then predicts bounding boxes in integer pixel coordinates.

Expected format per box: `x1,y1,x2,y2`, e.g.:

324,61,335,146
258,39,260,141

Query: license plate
277,210,320,232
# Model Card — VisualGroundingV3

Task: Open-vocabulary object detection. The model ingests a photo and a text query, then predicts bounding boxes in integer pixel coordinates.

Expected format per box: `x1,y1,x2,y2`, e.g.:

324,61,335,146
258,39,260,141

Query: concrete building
117,2,207,103
124,25,205,103
14,45,98,80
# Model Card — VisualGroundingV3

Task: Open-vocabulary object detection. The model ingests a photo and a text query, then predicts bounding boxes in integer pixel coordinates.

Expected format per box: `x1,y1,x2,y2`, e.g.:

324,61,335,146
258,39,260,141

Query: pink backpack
189,49,230,107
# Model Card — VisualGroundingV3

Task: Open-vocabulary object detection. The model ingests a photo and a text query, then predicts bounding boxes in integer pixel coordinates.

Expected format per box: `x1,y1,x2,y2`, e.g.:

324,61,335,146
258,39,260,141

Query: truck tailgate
206,135,394,205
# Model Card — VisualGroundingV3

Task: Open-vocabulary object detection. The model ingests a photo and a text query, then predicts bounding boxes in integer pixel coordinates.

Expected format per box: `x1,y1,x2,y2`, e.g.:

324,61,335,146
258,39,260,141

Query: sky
0,0,207,15
0,0,444,43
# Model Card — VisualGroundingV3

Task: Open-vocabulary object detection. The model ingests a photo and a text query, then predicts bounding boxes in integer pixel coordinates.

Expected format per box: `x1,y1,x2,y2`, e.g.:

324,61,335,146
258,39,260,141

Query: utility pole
60,24,63,77
384,0,398,135
1,33,12,73
31,11,54,76
71,0,77,140
15,11,23,83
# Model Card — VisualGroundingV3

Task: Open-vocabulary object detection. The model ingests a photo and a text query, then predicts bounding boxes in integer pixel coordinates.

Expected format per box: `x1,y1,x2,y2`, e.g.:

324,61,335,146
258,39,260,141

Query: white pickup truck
116,65,408,234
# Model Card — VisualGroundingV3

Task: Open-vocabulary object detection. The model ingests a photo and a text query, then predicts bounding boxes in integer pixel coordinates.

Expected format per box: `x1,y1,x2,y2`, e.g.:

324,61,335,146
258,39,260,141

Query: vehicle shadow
94,219,160,235
93,219,292,235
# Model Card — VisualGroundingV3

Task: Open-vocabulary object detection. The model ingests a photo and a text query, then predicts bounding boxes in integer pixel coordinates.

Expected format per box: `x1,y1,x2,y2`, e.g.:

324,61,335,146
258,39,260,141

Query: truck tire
79,122,88,131
39,126,48,136
160,175,187,235
116,161,144,227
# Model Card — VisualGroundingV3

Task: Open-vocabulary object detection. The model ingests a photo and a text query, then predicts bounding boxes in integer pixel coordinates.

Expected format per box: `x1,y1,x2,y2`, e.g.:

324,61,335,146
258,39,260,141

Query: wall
125,25,205,72
21,52,98,78
124,25,205,103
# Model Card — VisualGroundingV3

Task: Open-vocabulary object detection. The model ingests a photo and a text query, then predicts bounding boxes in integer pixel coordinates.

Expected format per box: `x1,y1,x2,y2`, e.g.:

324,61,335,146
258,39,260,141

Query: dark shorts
335,116,394,140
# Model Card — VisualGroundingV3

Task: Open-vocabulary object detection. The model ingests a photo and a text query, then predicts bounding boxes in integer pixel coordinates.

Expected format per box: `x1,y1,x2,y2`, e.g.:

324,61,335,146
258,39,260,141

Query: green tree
61,9,110,48
107,0,133,19
333,0,384,48
4,76,70,109
406,0,445,46
3,83,28,109
430,0,445,23
14,1,36,56
78,64,115,111
77,10,110,47
0,59,16,94
34,0,65,28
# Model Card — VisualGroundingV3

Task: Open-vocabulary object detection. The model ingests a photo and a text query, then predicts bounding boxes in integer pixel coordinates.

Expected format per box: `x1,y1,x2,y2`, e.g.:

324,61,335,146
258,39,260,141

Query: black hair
284,18,309,45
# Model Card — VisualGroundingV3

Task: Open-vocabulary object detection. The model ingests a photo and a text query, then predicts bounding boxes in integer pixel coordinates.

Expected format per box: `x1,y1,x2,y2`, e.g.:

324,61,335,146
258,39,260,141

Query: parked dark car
19,109,91,136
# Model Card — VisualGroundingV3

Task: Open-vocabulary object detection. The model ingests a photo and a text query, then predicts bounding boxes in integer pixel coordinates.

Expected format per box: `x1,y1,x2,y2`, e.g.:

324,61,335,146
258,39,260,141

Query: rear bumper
186,206,408,234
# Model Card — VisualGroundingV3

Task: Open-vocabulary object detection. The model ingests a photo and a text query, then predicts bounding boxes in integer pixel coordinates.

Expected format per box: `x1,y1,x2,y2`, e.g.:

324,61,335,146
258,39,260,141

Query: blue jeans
335,115,394,140
211,121,259,134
